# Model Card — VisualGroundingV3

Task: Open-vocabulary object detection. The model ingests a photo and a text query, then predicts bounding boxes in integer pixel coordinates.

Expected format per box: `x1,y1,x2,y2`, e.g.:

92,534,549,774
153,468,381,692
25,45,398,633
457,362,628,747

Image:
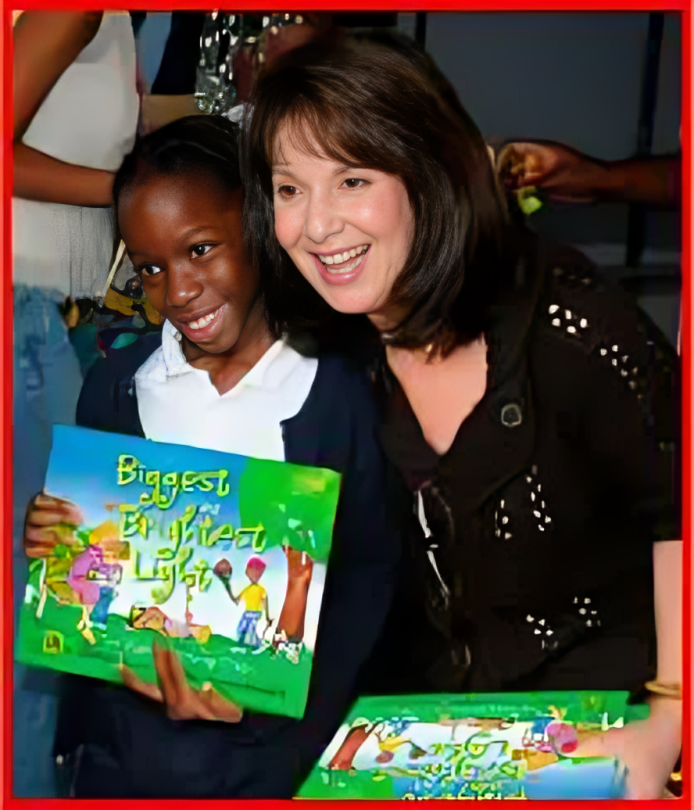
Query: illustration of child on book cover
17,425,341,719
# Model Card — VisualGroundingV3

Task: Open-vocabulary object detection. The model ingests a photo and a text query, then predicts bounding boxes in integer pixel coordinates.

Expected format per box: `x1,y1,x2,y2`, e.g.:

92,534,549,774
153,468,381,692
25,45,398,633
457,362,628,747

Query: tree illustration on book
17,425,341,719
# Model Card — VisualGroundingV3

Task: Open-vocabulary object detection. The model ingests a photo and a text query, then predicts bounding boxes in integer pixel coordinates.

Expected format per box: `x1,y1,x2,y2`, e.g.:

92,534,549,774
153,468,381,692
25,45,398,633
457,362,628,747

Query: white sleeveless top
13,11,139,298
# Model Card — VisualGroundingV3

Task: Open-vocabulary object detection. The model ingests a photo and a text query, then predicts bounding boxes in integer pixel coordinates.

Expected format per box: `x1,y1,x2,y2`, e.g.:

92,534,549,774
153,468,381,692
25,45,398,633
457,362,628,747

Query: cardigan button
500,402,523,428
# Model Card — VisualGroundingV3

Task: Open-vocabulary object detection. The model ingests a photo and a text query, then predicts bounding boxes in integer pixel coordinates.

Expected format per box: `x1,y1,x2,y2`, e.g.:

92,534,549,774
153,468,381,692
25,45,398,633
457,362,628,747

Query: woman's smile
317,244,370,269
311,245,371,286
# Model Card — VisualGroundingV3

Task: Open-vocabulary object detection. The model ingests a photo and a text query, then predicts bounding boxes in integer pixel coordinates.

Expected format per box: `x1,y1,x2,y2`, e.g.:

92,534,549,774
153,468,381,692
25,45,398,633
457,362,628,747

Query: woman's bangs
270,100,388,175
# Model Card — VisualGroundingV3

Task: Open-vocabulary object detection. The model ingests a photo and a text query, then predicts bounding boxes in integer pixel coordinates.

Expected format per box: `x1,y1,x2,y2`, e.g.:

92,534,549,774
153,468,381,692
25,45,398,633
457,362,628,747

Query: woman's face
272,124,415,328
119,173,265,358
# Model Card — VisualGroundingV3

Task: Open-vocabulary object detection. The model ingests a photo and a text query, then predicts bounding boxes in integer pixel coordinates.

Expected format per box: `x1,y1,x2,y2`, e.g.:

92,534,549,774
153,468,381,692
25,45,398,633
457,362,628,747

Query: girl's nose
165,264,204,308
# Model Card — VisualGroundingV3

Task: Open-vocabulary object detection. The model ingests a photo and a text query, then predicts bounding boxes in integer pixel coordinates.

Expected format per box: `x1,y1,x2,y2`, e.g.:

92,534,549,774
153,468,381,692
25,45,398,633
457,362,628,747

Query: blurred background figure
133,11,206,134
420,11,680,349
12,9,138,796
495,137,682,353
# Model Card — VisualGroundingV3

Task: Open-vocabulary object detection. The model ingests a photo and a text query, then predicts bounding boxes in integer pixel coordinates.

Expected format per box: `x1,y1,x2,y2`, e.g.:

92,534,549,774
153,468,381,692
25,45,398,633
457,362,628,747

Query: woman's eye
276,184,298,199
140,264,163,277
191,244,213,258
342,178,367,189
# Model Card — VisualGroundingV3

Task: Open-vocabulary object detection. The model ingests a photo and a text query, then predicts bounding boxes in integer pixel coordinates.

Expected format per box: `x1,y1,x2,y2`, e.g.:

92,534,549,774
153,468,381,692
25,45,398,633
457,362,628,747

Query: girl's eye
276,184,298,199
191,244,213,258
342,178,367,189
139,264,163,277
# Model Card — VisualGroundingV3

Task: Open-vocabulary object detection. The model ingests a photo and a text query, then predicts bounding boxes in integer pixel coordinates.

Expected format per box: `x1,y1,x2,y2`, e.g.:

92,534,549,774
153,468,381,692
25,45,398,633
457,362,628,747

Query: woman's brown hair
243,28,517,353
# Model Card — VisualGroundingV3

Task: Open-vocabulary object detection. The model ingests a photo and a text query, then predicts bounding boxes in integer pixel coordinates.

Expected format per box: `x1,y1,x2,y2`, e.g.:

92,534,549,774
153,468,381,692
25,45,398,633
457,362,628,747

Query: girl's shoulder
287,322,380,403
307,349,377,418
77,332,163,433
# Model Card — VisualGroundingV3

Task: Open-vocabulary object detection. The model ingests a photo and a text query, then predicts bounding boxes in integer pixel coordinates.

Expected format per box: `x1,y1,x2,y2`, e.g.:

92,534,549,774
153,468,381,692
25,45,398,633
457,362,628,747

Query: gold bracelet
644,680,682,699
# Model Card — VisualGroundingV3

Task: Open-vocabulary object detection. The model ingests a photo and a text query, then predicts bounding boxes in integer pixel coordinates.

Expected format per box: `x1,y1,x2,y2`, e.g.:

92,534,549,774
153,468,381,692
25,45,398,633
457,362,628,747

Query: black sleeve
76,336,161,434
547,269,681,545
595,305,681,542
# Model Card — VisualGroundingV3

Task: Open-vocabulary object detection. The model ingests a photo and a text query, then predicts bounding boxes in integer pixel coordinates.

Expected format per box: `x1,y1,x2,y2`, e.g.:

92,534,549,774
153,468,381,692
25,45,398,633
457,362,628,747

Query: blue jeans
237,611,262,648
13,286,82,797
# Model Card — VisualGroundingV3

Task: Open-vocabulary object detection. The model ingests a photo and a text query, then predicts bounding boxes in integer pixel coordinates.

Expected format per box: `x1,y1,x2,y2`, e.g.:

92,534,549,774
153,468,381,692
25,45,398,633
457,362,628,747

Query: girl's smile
176,303,226,342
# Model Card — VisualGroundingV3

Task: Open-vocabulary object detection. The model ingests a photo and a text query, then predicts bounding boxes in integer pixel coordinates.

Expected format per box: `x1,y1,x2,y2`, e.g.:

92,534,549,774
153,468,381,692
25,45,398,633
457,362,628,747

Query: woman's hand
567,697,681,799
24,493,83,558
120,641,243,723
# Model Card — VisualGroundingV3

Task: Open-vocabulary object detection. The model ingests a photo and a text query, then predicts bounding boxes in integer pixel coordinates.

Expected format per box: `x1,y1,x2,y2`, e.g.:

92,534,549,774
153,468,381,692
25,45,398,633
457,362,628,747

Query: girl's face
272,124,415,329
119,174,265,358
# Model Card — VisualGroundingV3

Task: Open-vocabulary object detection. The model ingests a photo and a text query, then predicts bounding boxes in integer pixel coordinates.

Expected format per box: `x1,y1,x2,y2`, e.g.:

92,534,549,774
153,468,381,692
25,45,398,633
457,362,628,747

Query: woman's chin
315,285,384,319
324,296,375,317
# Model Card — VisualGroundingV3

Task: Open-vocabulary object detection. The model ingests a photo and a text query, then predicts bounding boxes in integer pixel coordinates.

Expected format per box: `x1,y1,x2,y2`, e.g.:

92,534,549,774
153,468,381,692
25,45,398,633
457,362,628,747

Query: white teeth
188,308,220,330
325,252,366,275
318,245,368,266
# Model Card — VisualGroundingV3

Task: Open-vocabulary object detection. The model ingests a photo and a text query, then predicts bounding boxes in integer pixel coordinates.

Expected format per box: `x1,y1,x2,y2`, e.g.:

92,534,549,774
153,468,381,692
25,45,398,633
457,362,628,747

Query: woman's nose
165,264,203,308
303,193,344,244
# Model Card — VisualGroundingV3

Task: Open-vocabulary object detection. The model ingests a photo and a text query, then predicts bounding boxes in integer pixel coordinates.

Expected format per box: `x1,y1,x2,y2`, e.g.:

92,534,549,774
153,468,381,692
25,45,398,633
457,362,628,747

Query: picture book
16,425,342,719
298,692,650,799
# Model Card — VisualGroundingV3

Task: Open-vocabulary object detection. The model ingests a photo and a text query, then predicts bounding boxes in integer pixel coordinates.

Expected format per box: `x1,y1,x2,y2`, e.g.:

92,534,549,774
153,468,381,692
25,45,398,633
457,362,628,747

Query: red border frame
1,3,690,809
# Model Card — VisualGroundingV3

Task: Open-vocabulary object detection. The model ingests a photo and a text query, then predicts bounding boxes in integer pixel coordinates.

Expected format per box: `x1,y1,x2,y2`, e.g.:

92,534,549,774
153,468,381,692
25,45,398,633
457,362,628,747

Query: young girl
23,115,400,797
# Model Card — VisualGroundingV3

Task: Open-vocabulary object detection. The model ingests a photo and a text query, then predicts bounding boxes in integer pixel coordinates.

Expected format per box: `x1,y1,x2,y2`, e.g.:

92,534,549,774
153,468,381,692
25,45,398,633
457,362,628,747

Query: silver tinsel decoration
195,12,307,115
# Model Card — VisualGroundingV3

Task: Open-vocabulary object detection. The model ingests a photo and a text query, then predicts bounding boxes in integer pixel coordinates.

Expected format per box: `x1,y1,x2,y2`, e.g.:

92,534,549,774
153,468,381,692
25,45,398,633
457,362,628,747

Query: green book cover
298,692,649,799
16,425,341,719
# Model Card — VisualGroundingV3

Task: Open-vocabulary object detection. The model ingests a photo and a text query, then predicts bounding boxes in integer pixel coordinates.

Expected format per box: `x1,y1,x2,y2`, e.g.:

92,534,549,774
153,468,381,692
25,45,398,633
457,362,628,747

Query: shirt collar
161,319,190,378
161,320,286,390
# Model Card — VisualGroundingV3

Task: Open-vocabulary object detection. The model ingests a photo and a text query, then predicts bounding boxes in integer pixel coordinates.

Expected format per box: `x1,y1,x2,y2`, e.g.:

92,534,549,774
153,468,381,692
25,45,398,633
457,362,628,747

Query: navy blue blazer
54,334,401,798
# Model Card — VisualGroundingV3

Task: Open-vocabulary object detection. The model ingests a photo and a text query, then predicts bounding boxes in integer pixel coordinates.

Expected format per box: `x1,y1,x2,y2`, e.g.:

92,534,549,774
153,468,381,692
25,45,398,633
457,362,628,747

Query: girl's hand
24,493,84,558
120,641,243,723
567,697,681,799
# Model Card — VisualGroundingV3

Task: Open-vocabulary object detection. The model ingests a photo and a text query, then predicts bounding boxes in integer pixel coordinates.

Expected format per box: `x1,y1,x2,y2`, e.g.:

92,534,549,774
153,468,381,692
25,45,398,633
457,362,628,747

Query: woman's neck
386,336,488,456
366,304,409,337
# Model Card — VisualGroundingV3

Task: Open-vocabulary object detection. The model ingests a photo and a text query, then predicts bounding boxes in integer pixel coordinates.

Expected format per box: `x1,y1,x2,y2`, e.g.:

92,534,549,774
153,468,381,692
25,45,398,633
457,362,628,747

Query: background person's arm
13,11,116,206
499,140,680,208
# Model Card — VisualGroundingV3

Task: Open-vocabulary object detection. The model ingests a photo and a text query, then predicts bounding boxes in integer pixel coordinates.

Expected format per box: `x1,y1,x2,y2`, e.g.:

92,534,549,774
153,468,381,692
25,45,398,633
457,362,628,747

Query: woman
13,11,138,796
243,30,682,798
23,115,399,798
